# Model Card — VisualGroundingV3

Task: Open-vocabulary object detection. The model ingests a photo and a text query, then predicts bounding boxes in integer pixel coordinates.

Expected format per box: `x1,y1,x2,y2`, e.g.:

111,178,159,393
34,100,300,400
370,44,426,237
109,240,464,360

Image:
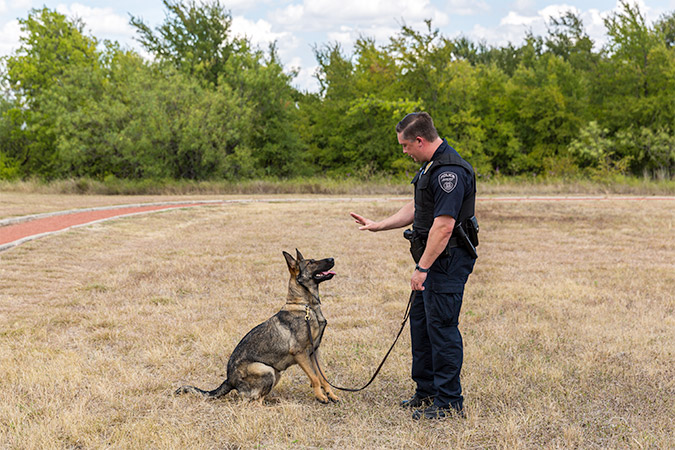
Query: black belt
416,234,460,248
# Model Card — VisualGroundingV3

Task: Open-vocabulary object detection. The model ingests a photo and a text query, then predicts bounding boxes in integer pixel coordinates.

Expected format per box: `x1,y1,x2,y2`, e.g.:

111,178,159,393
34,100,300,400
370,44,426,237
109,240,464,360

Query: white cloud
193,0,256,10
472,4,610,48
538,4,579,21
274,0,448,31
230,16,290,47
11,0,31,7
461,0,668,53
583,8,610,46
0,18,20,55
446,0,490,16
1,0,31,14
498,4,578,28
326,26,354,47
500,11,539,27
303,0,416,21
55,3,134,41
276,4,304,24
512,0,536,13
325,23,400,46
465,23,525,46
230,14,304,72
271,0,448,64
285,55,320,92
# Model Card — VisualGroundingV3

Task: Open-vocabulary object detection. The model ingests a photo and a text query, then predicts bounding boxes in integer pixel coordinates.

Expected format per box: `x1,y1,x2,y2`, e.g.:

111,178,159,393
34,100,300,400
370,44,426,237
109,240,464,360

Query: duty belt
404,217,479,262
412,234,461,250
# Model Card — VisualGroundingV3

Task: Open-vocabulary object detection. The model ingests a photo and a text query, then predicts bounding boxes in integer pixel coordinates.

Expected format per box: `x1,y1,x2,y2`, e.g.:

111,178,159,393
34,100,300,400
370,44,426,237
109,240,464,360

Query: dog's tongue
321,271,336,276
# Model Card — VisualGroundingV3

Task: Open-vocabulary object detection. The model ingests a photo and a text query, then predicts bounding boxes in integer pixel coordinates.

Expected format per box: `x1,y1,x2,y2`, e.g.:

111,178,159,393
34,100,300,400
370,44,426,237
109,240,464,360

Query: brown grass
0,196,673,448
2,174,674,199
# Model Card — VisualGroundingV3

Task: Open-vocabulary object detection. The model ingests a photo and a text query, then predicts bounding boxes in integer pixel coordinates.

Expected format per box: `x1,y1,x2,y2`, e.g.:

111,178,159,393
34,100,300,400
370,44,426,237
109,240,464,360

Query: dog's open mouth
313,270,336,282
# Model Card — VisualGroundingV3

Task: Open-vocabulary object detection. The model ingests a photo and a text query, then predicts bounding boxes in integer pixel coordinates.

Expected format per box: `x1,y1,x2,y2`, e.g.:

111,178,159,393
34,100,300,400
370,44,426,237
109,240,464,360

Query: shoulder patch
438,171,458,193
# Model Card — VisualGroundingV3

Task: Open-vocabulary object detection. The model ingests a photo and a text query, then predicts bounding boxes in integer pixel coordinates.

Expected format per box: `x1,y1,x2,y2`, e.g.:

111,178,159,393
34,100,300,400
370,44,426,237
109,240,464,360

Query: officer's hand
411,269,427,291
350,212,379,232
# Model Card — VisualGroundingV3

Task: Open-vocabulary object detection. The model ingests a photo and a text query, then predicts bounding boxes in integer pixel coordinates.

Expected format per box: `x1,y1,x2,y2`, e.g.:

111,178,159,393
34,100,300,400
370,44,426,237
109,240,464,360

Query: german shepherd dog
175,250,339,403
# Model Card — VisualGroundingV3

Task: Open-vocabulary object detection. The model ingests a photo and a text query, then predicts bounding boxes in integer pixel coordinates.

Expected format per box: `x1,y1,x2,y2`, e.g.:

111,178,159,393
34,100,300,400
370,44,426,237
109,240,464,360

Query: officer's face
398,132,424,163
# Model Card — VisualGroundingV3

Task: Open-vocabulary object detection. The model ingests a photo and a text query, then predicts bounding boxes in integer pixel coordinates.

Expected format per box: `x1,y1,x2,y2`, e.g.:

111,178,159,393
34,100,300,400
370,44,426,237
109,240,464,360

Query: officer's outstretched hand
350,212,380,232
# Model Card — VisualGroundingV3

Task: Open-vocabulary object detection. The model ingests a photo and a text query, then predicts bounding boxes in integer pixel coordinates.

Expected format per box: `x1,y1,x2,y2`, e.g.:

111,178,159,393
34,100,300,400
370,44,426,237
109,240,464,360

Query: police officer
350,112,477,420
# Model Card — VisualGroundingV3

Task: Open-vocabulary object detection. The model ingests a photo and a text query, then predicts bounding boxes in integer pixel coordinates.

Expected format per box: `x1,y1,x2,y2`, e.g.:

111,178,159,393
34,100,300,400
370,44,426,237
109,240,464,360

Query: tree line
1,0,674,182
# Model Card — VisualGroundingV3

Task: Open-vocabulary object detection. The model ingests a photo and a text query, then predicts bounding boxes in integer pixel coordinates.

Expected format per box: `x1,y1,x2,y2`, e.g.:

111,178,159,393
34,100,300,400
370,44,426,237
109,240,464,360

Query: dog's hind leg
237,362,278,402
174,379,234,398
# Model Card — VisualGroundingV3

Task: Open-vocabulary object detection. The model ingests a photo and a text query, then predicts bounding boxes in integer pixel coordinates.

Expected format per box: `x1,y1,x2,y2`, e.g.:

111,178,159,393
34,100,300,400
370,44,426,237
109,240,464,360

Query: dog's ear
283,251,297,271
295,249,304,261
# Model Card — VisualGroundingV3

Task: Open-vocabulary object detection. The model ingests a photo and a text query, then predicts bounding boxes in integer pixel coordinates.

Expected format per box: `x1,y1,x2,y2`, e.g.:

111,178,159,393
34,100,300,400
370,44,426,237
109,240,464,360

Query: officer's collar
410,140,450,183
429,139,450,162
419,140,450,175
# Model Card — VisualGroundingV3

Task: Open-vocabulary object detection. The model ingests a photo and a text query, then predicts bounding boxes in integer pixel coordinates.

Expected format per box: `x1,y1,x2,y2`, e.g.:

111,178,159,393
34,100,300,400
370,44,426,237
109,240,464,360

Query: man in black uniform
350,112,477,420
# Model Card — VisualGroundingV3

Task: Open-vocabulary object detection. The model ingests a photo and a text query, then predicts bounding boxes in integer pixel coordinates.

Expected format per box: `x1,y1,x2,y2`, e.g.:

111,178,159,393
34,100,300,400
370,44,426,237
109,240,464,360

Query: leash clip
304,305,311,321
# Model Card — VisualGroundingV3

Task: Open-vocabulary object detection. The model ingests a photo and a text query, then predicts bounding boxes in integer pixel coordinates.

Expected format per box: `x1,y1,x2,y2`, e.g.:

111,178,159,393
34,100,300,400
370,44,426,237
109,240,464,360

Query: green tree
545,11,596,69
593,1,675,175
615,127,675,178
2,8,100,177
387,22,443,105
130,0,237,87
132,0,305,178
5,8,98,101
304,43,356,171
472,63,521,176
43,45,253,180
388,24,490,172
655,11,675,48
222,44,307,177
604,0,660,100
568,121,615,168
0,95,22,179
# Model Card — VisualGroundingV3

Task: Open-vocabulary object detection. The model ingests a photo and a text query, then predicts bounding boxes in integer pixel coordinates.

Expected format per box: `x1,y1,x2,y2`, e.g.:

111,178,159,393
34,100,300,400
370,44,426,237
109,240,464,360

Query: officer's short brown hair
396,112,439,142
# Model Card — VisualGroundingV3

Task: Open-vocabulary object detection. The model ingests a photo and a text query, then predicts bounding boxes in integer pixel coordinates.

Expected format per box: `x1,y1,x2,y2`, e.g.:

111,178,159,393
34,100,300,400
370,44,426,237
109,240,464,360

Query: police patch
438,171,458,193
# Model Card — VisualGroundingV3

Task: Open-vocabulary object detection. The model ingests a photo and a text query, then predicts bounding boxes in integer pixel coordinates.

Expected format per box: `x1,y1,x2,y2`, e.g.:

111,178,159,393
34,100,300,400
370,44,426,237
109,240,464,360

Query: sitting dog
175,249,339,403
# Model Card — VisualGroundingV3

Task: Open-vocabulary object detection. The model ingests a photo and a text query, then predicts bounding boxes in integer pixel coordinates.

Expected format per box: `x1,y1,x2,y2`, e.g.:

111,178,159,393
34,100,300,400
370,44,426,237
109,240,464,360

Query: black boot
412,404,465,420
399,394,434,409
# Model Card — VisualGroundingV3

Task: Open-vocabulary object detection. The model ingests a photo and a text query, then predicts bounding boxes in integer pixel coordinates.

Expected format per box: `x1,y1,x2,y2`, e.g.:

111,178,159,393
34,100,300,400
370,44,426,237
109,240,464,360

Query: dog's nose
327,258,334,264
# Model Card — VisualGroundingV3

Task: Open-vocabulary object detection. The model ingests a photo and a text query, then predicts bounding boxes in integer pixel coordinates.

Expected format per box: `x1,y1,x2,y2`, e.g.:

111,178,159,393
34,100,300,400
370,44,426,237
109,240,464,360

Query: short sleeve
429,166,471,220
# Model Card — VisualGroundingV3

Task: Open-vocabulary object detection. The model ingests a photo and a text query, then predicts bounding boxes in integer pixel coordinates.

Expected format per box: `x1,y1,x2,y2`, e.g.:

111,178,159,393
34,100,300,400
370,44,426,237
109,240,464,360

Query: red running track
0,203,215,251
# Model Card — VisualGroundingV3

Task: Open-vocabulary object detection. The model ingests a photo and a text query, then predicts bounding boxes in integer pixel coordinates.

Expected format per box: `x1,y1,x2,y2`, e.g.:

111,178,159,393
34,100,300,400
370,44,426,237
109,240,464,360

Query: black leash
305,290,415,392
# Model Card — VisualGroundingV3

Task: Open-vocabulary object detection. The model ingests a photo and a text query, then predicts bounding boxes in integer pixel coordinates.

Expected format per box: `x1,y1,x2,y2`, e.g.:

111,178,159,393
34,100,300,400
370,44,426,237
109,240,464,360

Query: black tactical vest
411,144,476,237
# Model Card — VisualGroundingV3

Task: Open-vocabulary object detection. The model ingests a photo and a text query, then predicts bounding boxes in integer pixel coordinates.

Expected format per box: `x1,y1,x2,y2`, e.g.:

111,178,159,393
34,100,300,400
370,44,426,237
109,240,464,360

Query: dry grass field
0,195,673,448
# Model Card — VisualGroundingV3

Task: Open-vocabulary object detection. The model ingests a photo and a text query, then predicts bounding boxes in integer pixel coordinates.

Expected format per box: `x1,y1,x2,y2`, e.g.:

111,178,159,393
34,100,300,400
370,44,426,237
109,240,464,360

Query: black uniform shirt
417,140,473,221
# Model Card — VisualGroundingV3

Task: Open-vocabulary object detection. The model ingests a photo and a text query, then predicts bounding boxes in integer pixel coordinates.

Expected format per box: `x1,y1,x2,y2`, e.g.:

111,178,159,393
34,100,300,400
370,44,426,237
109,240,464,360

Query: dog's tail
175,379,234,398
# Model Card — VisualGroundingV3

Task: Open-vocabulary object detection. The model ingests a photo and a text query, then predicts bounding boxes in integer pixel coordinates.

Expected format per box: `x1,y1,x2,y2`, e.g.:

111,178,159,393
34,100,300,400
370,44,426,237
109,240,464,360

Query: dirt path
1,196,672,252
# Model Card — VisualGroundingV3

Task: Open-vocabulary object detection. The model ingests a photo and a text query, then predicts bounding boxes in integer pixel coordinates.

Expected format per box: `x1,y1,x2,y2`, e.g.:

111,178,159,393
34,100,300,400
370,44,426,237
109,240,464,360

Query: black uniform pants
409,247,475,410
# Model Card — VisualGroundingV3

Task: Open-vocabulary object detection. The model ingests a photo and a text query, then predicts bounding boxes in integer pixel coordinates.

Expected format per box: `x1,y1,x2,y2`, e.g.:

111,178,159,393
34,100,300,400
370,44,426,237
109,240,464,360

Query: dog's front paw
315,394,330,404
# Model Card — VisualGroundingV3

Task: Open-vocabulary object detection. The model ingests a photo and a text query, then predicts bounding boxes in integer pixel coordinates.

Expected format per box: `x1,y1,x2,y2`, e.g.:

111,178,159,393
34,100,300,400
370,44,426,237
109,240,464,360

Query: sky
1,0,674,92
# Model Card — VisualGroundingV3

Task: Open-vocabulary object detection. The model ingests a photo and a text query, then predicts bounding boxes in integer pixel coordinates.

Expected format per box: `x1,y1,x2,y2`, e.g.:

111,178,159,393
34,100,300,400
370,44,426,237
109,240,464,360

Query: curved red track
0,202,217,252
